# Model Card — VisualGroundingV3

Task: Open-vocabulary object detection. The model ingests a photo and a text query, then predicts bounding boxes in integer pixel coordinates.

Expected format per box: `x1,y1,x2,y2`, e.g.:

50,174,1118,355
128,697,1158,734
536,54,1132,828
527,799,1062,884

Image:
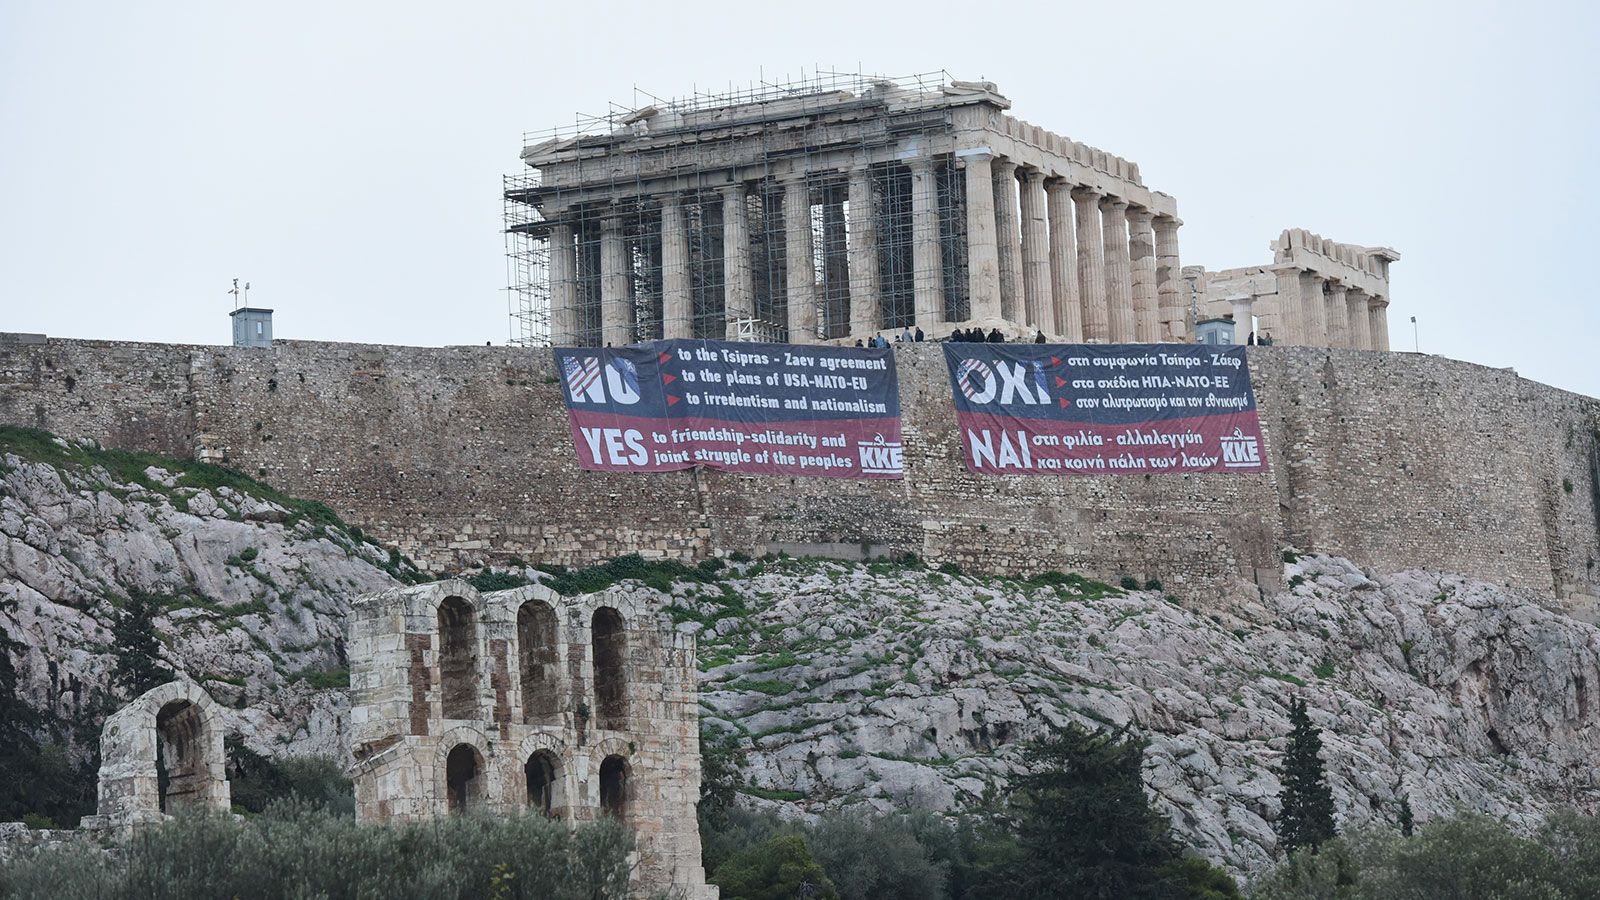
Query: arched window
445,744,482,814
599,755,628,819
591,607,627,729
525,751,558,817
517,601,559,722
437,596,478,720
155,700,204,814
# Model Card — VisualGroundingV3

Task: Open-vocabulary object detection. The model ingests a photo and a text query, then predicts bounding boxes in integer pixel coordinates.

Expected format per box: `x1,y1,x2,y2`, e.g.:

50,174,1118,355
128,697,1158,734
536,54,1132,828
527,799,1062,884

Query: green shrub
464,569,531,593
1282,549,1299,563
0,804,632,900
711,833,838,900
1118,575,1140,590
1564,477,1575,494
806,808,948,900
536,554,723,596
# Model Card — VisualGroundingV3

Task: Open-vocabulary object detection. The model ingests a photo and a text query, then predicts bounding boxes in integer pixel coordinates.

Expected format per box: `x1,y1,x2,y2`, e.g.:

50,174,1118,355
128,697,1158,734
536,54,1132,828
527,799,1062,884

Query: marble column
908,157,945,332
822,187,850,339
1045,180,1081,340
1271,266,1304,345
659,198,691,340
1154,215,1184,341
1299,272,1327,346
781,175,817,343
1127,206,1159,342
1100,197,1134,343
1324,283,1349,349
962,151,1001,321
548,222,580,345
721,185,755,339
1018,169,1051,333
847,167,881,339
992,159,1024,324
1230,295,1255,344
1346,288,1372,350
599,216,632,346
1072,187,1108,342
1369,299,1391,351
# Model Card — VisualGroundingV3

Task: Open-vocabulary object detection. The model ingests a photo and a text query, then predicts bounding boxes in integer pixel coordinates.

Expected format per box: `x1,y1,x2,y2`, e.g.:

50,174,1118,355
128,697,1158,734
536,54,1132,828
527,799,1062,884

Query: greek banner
943,343,1268,475
557,340,903,479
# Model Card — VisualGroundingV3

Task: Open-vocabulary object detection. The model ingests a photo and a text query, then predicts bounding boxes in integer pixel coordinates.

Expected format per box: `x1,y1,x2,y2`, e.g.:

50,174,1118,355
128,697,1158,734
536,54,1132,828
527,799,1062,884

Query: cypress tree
111,590,168,697
1276,696,1337,855
1007,722,1202,899
1397,794,1415,837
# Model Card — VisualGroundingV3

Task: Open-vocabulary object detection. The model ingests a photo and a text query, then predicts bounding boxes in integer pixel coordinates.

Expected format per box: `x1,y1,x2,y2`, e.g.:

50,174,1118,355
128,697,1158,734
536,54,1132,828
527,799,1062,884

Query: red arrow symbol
1054,375,1066,388
667,395,680,406
659,352,672,363
1059,397,1071,408
1050,356,1061,366
662,373,677,385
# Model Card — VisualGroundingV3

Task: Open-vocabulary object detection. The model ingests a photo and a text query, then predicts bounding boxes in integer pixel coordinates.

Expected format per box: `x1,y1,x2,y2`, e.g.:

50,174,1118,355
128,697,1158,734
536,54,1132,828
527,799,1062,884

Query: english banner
942,343,1268,475
557,340,904,479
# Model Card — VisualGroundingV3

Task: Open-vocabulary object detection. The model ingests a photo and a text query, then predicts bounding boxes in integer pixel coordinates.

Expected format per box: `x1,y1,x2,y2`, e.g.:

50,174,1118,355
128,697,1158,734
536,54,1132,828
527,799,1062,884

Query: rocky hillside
0,428,417,764
677,554,1600,874
4,427,1599,876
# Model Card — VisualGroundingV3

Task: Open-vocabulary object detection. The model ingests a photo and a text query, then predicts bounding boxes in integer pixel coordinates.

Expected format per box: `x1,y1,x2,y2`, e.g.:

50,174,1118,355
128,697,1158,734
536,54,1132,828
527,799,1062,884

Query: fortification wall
2,337,1595,604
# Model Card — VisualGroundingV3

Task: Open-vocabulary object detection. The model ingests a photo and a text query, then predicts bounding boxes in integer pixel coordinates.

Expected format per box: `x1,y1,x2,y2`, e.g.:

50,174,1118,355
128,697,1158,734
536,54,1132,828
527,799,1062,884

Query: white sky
3,0,1597,396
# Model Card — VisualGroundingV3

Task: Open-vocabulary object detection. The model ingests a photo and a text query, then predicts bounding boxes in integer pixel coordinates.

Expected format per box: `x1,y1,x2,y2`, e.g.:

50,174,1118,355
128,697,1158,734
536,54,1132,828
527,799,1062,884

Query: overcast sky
3,1,1596,396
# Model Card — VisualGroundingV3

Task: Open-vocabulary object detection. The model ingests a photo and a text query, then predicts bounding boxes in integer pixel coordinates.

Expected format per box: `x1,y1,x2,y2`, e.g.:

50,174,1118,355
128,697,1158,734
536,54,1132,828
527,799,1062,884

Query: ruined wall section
0,338,197,458
1,337,1595,603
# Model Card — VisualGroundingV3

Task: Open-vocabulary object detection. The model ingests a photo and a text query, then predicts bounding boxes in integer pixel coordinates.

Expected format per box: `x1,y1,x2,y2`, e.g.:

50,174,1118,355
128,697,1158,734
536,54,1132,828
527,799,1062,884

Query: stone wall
347,580,712,898
2,336,1596,605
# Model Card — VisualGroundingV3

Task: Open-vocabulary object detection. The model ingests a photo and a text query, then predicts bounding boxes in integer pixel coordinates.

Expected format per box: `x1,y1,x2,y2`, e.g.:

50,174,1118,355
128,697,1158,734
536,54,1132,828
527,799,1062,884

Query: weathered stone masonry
0,338,1596,606
348,580,713,898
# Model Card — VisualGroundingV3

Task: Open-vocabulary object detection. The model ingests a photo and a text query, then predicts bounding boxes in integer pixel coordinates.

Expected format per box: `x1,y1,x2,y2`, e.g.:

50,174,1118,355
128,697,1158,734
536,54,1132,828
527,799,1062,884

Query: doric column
1270,266,1304,345
908,157,945,331
1072,187,1108,341
1324,282,1349,349
721,185,755,339
1127,206,1159,342
599,216,633,346
659,197,691,340
1299,272,1327,346
1100,197,1134,343
1369,299,1391,351
1045,179,1081,340
961,151,1001,321
1230,295,1255,344
779,175,817,343
1154,215,1184,341
992,159,1024,324
1346,288,1372,350
1018,168,1051,332
548,222,579,345
847,166,882,338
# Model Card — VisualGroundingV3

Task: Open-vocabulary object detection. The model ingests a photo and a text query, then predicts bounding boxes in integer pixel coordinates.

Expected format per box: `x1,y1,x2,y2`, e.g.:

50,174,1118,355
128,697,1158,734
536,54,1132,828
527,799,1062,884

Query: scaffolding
504,69,974,347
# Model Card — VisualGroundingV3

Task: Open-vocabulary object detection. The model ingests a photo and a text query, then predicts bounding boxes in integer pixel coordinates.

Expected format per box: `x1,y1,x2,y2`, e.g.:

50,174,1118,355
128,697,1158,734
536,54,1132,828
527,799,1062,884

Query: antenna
228,278,251,309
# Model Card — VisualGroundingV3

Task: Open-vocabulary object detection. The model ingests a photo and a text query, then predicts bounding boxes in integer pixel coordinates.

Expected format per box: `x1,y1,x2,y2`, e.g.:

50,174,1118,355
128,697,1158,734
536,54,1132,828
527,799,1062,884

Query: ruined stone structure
347,580,714,899
504,74,1185,346
3,337,1597,610
79,680,231,833
1185,228,1400,349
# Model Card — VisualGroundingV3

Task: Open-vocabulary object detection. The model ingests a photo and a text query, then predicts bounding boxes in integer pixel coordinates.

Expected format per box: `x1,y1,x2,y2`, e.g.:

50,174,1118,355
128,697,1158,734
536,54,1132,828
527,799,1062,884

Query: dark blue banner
556,340,903,478
943,343,1268,474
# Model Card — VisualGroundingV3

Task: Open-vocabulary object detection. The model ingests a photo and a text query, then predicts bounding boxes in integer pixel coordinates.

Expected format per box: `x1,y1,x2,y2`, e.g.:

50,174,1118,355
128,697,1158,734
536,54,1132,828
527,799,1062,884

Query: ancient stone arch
590,605,628,730
81,680,230,831
515,595,562,723
436,594,480,720
432,725,496,815
514,733,570,818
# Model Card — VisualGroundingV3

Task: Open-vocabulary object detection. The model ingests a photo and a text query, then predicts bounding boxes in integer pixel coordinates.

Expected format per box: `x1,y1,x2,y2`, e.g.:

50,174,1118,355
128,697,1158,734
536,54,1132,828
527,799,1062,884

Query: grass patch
292,667,351,690
1253,670,1308,687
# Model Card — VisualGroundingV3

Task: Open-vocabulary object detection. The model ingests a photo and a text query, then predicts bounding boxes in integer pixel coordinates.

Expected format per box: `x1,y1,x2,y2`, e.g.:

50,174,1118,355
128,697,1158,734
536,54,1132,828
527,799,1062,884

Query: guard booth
1195,316,1236,345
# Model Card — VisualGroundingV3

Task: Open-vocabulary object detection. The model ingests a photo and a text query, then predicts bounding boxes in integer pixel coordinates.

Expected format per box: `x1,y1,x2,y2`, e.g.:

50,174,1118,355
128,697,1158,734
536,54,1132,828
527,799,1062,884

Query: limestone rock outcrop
0,444,407,763
678,555,1600,874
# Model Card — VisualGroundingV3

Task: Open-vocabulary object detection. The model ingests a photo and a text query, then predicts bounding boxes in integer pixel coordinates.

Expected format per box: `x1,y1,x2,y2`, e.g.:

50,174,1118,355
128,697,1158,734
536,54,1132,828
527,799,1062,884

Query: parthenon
505,73,1186,346
1185,228,1400,350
